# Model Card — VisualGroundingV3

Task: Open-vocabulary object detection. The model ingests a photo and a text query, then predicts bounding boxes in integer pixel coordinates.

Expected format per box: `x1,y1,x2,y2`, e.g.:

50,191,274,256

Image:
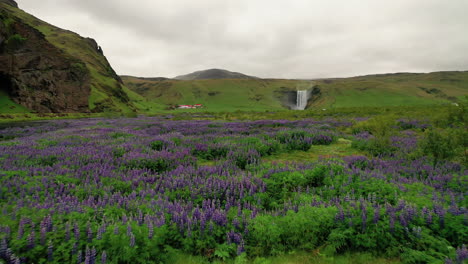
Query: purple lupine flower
237,240,245,255
137,210,144,226
5,248,12,261
232,218,240,229
126,225,132,237
97,225,105,240
399,214,408,227
101,251,107,264
84,246,95,264
91,247,96,264
74,223,80,241
17,218,26,239
113,226,119,235
423,207,433,225
434,204,446,228
0,237,7,258
335,206,345,222
227,230,242,244
27,231,35,249
72,241,78,257
373,205,380,224
77,250,82,264
456,244,467,264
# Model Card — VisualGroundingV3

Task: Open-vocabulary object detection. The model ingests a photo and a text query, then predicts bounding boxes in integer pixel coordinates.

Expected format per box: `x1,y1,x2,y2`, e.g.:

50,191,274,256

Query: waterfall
295,90,309,110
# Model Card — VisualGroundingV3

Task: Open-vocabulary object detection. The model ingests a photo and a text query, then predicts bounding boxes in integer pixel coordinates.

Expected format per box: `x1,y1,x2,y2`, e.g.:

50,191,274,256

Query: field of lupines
0,115,466,264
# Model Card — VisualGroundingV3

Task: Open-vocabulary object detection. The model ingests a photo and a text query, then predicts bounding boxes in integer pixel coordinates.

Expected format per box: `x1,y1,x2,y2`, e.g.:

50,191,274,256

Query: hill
174,68,258,80
122,76,301,112
312,71,468,108
123,71,468,112
0,0,141,113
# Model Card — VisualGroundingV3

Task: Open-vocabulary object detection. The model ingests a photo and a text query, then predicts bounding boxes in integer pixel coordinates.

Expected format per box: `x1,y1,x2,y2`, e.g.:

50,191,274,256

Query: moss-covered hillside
0,0,139,113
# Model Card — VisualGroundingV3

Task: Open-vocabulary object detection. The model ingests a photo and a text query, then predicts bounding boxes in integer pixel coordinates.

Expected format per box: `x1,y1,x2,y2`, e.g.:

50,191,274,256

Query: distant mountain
174,68,259,80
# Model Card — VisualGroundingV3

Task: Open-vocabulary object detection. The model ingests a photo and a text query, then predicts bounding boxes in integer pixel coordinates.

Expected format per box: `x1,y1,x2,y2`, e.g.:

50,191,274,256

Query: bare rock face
0,10,91,112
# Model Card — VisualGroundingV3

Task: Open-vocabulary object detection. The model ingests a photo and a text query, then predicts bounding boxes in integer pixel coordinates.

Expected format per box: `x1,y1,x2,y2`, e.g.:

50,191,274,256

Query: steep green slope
124,71,468,112
0,89,29,113
312,71,468,108
0,0,136,113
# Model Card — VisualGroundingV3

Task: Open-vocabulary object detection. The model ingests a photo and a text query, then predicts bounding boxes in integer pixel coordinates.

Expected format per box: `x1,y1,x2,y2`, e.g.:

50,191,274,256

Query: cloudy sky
17,0,468,79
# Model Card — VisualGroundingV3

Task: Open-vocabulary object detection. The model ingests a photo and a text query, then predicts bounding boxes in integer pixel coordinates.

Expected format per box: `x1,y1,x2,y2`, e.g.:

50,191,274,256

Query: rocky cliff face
0,14,90,112
0,0,133,113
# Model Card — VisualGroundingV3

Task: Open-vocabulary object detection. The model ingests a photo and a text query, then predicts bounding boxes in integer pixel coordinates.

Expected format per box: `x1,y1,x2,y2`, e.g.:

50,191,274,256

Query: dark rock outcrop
0,0,17,8
0,11,90,112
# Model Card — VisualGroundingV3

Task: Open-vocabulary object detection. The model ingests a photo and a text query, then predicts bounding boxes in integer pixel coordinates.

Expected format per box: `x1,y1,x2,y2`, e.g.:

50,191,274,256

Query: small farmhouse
177,104,204,109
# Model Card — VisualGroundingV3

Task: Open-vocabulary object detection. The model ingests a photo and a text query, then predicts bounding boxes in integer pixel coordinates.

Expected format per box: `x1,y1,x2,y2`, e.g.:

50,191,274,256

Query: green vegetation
4,33,26,52
122,77,301,112
0,90,30,114
121,72,468,113
0,102,467,263
264,139,362,163
0,2,136,113
166,251,401,264
314,72,468,108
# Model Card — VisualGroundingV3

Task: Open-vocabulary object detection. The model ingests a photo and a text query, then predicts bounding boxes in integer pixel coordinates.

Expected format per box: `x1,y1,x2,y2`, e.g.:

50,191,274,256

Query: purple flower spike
101,251,107,264
456,244,467,264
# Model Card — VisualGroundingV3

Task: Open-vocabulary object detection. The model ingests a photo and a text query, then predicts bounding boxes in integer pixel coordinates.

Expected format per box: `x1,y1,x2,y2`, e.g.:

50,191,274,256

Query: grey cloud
17,0,468,78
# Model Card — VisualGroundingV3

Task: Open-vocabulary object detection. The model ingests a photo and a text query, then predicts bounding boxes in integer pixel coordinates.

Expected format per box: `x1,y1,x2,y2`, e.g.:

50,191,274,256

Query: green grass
329,89,446,108
123,77,302,113
264,139,363,163
314,71,468,109
0,90,30,113
167,251,401,264
0,113,101,123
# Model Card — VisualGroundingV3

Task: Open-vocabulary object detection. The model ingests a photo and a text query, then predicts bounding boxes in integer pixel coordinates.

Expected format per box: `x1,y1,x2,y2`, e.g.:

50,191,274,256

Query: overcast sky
16,0,468,79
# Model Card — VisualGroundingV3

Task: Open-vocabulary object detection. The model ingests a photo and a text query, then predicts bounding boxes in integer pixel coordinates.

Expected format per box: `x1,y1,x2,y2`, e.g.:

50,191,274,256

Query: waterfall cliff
293,90,310,110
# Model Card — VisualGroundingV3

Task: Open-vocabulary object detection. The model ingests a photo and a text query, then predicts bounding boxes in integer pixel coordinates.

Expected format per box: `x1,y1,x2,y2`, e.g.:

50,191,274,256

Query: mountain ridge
174,68,259,80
